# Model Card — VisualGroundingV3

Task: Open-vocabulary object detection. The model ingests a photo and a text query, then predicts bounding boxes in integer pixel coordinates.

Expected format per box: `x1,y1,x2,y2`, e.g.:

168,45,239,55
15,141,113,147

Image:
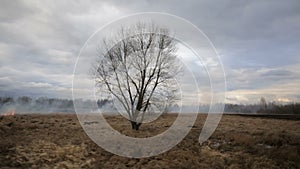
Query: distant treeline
0,96,299,114
256,102,300,114
224,103,300,114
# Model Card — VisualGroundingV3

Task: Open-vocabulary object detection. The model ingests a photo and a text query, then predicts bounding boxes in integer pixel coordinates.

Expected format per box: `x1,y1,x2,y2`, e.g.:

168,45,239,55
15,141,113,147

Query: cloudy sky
1,0,300,104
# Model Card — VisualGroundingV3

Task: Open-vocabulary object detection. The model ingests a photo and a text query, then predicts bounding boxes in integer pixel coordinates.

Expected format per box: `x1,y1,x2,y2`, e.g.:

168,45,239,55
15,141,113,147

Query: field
1,113,300,169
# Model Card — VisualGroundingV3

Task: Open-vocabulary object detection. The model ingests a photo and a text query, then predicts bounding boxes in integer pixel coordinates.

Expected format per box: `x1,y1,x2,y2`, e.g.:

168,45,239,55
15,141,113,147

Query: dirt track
1,113,300,169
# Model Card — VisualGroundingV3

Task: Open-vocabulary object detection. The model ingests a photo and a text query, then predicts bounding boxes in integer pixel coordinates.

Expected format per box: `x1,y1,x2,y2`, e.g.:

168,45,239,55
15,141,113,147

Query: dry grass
1,113,300,169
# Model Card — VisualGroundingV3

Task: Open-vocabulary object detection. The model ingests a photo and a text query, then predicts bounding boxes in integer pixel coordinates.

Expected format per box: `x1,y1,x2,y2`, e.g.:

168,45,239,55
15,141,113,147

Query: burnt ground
0,113,300,169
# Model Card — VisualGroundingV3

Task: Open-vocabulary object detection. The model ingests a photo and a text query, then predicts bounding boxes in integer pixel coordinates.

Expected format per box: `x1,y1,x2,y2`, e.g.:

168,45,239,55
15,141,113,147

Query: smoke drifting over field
0,96,74,114
1,96,299,115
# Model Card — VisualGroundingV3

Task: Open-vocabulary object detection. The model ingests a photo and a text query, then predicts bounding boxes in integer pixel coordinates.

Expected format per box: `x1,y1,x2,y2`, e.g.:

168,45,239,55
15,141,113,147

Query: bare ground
0,113,300,169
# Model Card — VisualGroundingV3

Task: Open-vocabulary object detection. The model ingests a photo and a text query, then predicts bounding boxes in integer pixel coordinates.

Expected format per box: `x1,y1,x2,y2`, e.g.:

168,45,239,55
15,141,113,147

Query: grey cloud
226,66,300,96
0,0,36,23
261,69,293,77
0,0,299,103
109,0,300,68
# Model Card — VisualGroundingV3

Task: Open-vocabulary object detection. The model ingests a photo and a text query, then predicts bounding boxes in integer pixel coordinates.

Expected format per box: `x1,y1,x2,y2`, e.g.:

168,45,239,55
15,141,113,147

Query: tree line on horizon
0,96,299,114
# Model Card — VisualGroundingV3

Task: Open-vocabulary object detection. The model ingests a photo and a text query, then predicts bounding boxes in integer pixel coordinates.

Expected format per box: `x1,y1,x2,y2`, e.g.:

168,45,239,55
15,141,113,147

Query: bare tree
260,97,267,110
93,22,181,130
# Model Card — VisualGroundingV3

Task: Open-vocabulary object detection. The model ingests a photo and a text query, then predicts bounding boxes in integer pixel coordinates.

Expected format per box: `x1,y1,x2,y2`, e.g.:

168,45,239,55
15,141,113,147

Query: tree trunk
130,121,142,130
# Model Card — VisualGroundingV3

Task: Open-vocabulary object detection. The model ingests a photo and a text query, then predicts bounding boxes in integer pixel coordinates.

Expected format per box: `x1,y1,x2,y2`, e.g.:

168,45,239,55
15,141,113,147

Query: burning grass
0,113,300,168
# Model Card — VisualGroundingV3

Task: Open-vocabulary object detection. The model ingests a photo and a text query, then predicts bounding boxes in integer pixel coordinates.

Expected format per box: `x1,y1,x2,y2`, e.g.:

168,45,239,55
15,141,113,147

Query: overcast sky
1,0,300,104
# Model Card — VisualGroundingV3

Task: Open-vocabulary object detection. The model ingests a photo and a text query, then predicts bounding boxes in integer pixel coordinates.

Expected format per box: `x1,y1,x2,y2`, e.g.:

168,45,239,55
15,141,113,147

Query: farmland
1,113,300,169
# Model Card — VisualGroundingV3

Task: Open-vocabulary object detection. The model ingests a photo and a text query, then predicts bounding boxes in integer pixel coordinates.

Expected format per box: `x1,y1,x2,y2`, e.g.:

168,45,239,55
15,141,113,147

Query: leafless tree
260,97,267,110
93,22,181,130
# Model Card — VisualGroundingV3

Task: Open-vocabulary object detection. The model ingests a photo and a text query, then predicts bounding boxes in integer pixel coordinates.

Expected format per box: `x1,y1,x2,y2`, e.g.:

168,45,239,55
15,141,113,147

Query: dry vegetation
1,113,300,169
